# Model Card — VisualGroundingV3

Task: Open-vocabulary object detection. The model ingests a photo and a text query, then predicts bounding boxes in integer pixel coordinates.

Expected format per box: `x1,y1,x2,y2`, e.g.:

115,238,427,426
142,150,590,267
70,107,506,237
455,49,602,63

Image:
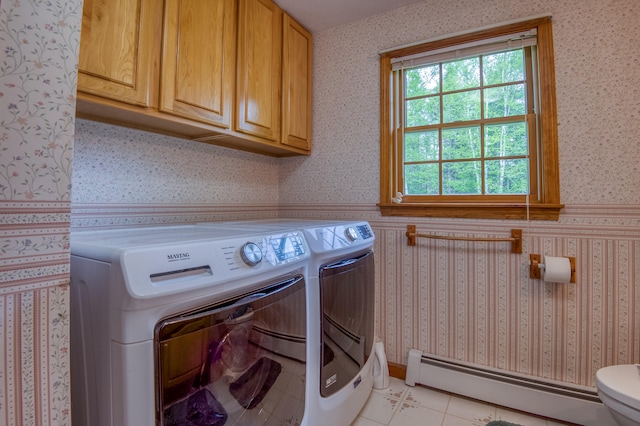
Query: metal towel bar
406,225,522,254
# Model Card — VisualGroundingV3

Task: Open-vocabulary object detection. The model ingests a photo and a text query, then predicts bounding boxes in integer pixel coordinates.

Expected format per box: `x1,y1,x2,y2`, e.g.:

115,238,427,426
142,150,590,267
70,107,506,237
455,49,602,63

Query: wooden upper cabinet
282,14,312,150
235,0,282,142
160,0,236,128
76,0,312,156
78,0,161,107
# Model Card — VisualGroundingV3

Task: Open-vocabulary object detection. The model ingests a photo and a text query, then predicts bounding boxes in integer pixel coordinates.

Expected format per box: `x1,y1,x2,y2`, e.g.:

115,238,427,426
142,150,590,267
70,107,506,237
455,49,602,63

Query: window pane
406,97,440,127
485,122,528,157
443,57,479,92
483,49,524,85
443,161,481,194
405,131,439,161
405,65,440,97
405,163,439,195
485,158,529,194
443,90,480,123
442,126,480,160
484,84,525,118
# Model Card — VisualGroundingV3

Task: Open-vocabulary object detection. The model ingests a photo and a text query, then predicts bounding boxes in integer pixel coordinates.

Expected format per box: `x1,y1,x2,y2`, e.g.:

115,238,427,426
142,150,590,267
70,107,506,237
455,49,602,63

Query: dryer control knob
344,227,359,242
240,242,263,266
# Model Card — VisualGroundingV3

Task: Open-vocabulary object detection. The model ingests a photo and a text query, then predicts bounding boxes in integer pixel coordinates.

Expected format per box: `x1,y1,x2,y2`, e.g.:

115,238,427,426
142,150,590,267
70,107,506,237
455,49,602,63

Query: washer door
319,250,375,397
155,275,306,425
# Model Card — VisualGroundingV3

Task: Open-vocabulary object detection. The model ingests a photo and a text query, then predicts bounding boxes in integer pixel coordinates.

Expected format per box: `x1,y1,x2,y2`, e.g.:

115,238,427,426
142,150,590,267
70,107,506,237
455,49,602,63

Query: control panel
239,233,307,266
117,230,309,298
356,224,373,240
269,233,306,262
304,222,375,253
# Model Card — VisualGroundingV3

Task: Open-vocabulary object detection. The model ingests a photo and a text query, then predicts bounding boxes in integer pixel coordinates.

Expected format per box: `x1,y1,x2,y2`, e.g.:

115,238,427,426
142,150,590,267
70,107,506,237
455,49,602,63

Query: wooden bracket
406,224,417,246
529,253,541,279
511,229,522,254
569,256,576,283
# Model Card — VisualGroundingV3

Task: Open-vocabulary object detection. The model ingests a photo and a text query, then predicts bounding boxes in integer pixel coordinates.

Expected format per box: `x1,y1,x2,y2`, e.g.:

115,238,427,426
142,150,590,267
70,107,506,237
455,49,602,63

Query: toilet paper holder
529,254,576,283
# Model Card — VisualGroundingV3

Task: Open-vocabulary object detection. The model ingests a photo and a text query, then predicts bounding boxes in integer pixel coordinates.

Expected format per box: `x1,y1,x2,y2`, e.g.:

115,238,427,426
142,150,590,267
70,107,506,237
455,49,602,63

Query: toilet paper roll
543,256,572,283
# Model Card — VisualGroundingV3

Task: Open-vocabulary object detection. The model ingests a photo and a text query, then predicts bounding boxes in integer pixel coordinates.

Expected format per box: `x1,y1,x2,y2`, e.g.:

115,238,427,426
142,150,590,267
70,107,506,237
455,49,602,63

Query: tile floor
352,377,573,426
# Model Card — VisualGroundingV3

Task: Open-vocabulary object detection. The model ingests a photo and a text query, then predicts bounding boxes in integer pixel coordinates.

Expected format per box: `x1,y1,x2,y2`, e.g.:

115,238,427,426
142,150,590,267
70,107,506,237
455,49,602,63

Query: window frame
379,17,563,220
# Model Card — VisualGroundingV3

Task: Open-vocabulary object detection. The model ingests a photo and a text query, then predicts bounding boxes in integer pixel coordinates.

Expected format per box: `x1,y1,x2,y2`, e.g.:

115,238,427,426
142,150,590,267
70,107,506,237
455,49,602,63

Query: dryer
70,224,311,426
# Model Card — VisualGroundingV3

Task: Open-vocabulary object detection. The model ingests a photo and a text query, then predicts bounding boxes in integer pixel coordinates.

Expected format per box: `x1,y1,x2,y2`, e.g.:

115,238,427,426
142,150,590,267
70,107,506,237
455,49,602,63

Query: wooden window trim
379,17,563,220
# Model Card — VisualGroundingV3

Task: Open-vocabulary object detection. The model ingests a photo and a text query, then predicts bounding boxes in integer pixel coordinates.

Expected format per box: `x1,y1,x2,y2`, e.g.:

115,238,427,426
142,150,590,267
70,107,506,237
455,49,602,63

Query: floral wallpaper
0,0,79,201
0,0,82,424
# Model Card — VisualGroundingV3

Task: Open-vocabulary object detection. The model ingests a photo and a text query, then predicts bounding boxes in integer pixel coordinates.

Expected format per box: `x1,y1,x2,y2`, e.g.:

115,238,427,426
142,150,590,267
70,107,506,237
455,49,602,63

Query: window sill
377,202,563,220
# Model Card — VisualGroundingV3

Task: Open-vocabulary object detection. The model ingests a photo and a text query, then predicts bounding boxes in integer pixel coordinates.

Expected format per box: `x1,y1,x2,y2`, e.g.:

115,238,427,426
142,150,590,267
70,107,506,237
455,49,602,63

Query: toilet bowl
595,364,640,426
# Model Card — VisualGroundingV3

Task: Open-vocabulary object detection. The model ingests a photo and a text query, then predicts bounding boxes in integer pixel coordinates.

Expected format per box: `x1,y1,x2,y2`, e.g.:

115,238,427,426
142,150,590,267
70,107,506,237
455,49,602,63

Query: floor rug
486,421,523,426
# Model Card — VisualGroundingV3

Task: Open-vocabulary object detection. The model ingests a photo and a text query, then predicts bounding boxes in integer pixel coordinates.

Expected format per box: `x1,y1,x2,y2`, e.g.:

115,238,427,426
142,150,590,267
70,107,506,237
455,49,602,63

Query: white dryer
70,224,311,426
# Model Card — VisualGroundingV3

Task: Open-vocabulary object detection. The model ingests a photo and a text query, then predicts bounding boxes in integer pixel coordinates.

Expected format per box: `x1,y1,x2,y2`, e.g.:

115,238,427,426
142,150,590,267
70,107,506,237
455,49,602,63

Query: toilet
595,364,640,425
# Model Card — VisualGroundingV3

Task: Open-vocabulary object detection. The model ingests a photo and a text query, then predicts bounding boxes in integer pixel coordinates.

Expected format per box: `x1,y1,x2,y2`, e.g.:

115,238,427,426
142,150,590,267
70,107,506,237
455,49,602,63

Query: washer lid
596,364,640,408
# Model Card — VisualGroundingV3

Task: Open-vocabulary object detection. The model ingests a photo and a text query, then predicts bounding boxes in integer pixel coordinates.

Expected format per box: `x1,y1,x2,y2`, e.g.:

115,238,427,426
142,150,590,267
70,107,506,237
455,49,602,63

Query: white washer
199,219,378,426
70,224,311,426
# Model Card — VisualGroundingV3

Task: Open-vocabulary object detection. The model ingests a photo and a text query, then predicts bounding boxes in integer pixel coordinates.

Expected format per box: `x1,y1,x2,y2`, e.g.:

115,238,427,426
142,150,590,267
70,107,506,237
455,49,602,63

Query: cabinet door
78,0,161,106
160,0,236,128
282,15,312,151
235,0,282,141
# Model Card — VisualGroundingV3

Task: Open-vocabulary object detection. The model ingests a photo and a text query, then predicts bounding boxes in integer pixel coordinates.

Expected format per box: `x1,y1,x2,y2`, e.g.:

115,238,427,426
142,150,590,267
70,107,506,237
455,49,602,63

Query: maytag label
167,252,190,262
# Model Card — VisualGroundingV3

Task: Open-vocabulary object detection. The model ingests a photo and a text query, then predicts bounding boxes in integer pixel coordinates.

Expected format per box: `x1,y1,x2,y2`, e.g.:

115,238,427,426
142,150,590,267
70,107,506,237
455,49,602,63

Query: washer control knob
240,242,263,266
344,227,359,242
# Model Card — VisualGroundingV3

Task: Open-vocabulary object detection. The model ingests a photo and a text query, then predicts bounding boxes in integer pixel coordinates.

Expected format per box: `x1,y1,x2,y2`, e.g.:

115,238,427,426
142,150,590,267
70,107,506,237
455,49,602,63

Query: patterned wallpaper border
68,202,640,232
281,203,640,231
1,200,70,210
1,202,70,287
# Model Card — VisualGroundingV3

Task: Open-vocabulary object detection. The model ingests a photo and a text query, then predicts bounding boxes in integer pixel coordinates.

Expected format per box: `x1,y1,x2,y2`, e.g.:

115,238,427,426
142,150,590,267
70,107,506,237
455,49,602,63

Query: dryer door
155,275,306,425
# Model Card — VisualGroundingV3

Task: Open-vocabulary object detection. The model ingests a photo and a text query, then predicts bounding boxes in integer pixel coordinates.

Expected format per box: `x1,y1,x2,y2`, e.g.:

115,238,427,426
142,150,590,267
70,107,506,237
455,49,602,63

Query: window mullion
480,55,486,195
438,63,444,195
396,70,405,197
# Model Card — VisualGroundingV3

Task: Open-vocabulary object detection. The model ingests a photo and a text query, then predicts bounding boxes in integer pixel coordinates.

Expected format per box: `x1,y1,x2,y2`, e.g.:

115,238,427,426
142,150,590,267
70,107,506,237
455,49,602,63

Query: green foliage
403,48,529,196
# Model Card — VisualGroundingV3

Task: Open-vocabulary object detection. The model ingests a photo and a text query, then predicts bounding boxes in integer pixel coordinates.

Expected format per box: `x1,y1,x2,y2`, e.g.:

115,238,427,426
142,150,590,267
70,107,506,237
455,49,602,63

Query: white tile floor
352,377,573,426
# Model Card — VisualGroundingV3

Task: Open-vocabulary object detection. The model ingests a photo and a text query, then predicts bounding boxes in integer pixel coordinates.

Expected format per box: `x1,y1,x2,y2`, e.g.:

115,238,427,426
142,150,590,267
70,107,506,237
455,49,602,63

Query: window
379,17,563,220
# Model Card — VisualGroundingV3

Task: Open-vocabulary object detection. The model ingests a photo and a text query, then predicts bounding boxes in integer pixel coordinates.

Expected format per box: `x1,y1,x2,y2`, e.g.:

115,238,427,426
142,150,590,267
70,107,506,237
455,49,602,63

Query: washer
70,224,311,426
199,219,377,426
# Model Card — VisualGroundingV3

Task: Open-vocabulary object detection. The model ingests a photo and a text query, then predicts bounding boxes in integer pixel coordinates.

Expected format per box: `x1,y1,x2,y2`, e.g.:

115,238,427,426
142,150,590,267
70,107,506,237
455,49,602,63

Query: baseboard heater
405,349,616,426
